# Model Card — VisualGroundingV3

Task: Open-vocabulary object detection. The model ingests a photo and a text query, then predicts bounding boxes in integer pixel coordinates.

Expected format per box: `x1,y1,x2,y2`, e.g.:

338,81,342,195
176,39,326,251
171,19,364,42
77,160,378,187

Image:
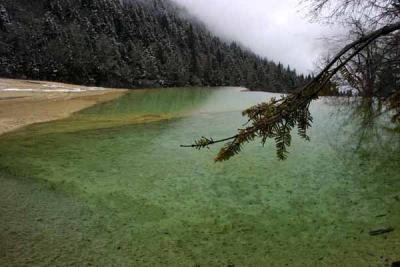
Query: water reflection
322,97,399,160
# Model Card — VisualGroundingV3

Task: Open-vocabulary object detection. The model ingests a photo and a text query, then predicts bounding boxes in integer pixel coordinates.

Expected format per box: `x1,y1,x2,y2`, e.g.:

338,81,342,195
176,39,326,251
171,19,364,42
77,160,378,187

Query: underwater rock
369,227,394,236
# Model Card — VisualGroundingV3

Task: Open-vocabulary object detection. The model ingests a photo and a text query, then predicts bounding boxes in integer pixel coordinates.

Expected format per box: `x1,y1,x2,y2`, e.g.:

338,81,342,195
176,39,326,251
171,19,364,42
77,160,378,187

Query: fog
172,0,338,73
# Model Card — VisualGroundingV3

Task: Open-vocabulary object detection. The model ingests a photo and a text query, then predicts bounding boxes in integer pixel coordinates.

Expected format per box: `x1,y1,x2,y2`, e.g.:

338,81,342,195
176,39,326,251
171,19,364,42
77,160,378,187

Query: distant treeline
0,0,310,91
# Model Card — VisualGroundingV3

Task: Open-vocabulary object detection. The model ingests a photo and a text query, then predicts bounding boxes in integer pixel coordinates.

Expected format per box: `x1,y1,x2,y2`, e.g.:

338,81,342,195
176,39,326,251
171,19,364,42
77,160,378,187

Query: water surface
0,87,399,266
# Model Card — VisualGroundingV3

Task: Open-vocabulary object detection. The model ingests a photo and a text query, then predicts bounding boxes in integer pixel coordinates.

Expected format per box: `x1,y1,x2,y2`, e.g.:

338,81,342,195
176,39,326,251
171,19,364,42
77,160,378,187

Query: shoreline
0,78,128,136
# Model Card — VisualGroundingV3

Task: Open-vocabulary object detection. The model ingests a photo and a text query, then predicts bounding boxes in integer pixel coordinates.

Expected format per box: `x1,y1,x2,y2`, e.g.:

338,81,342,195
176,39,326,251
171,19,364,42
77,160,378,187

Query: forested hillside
0,0,308,90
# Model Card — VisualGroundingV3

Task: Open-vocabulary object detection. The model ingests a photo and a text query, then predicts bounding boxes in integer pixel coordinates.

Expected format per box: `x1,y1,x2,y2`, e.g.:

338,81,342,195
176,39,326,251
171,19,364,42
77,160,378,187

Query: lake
0,87,399,266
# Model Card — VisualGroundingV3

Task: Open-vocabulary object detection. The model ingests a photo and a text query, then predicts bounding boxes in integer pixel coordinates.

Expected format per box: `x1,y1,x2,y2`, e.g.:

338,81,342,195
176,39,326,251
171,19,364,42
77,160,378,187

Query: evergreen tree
0,0,306,91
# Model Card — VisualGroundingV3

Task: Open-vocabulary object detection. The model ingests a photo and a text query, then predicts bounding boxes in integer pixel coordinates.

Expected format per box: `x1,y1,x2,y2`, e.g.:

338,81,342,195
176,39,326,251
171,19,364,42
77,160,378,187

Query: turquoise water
0,87,399,266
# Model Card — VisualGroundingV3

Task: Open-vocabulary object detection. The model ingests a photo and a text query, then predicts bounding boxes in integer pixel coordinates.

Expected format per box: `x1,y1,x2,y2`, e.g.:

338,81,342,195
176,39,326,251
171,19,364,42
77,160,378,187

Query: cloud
171,0,338,73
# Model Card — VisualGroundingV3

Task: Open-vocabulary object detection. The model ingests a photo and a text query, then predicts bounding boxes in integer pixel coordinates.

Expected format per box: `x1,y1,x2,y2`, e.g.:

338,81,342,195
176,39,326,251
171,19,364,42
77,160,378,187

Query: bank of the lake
0,78,128,135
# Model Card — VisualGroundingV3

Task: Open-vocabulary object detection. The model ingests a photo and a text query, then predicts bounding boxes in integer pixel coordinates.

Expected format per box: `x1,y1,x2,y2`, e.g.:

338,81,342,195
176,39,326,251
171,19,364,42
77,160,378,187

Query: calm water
0,87,399,266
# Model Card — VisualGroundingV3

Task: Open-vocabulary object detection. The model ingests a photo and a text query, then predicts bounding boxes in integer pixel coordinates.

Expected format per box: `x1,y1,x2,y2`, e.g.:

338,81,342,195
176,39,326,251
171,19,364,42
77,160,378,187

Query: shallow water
0,87,399,266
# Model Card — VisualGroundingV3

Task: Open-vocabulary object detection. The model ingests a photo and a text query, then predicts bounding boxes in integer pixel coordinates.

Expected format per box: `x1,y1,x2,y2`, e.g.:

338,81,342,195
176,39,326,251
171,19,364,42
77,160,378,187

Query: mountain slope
0,0,307,91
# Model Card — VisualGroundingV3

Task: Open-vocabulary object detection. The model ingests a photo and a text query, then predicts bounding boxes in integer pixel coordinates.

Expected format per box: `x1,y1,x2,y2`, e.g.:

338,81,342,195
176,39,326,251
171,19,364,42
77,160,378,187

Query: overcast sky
172,0,338,74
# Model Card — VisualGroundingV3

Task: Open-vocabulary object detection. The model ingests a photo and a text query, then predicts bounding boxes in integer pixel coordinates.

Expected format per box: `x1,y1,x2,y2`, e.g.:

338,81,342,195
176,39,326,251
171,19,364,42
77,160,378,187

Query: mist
171,0,337,74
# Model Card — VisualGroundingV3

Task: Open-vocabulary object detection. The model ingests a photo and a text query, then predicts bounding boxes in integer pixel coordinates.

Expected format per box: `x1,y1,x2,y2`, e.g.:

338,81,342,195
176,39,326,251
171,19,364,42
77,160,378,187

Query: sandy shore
0,78,128,135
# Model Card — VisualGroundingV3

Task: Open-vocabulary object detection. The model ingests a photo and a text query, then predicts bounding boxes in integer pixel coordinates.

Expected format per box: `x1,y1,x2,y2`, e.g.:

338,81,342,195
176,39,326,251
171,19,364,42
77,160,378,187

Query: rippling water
0,87,399,266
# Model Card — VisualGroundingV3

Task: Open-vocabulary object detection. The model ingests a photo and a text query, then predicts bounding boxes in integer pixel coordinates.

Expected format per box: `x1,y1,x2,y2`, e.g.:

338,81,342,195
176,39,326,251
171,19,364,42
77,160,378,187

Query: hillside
0,0,308,91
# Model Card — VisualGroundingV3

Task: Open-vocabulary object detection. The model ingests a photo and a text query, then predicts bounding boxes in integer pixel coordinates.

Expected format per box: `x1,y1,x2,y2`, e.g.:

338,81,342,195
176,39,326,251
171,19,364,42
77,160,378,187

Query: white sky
172,0,338,74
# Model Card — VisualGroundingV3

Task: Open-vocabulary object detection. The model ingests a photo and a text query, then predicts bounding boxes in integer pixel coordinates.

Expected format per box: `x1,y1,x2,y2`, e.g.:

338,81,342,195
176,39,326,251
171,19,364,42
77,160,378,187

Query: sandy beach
0,78,128,135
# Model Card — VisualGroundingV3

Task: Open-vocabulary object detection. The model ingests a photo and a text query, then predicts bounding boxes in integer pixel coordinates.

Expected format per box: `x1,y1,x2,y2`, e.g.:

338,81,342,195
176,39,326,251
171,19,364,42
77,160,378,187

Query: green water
0,87,399,266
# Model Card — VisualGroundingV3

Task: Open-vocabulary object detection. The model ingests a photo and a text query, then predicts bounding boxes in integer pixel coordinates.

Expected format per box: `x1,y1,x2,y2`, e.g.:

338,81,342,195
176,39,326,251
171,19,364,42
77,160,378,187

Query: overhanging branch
181,21,400,161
